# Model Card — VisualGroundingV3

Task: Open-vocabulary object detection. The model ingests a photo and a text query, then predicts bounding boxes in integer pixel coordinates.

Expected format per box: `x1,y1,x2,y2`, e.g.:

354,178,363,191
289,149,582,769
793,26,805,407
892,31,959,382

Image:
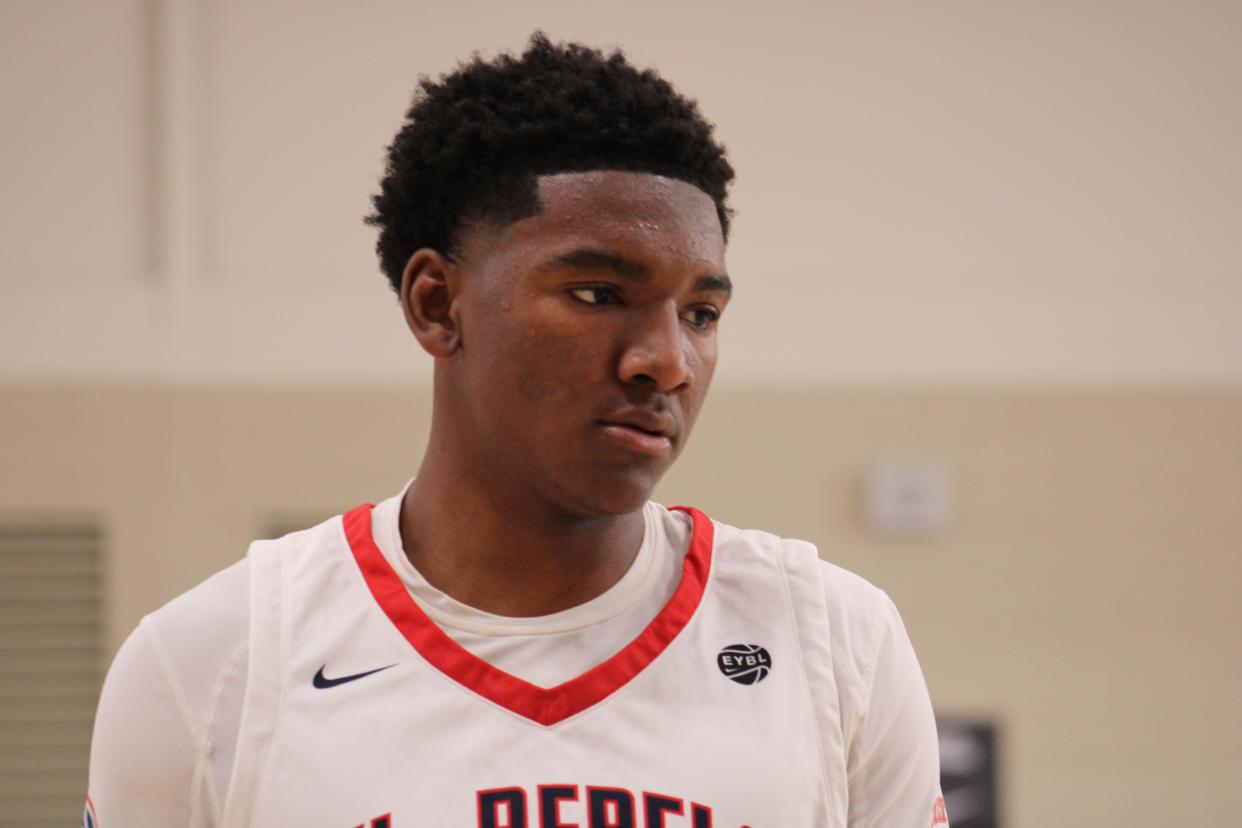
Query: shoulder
704,512,889,619
141,511,349,670
99,555,251,719
144,556,251,664
814,556,897,645
99,552,254,746
244,511,355,585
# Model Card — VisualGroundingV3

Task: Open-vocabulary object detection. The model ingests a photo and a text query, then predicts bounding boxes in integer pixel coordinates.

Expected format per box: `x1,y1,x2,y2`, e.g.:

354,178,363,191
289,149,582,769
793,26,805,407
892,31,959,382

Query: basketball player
86,35,948,827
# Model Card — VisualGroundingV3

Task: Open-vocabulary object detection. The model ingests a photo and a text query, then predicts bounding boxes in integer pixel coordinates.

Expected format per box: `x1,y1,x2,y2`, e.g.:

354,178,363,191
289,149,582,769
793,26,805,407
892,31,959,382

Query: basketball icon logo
716,644,772,685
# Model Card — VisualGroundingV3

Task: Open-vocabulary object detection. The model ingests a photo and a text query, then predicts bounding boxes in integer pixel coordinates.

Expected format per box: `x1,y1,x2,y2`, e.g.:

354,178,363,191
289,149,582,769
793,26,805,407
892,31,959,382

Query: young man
87,36,947,828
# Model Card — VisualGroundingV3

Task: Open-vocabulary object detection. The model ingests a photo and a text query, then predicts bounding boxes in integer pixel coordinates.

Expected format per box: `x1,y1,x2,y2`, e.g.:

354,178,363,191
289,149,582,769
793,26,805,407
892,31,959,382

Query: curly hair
366,33,735,293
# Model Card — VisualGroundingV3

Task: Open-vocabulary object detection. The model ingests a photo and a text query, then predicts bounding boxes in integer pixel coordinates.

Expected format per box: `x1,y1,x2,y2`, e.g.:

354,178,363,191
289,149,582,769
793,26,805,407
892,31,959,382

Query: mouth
596,421,674,458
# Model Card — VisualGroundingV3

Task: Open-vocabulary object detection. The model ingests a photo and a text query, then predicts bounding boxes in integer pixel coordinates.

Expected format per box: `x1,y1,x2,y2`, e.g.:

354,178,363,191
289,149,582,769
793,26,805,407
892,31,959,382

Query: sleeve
846,594,948,828
86,619,202,827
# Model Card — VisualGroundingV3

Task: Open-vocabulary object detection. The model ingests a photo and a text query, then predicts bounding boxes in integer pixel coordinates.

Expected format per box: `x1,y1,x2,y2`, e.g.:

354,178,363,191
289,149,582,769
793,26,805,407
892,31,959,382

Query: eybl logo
716,644,771,685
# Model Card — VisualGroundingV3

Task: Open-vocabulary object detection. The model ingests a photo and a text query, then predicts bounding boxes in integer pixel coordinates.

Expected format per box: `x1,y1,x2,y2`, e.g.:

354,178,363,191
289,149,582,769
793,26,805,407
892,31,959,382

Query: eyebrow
693,273,733,298
549,249,649,280
547,248,732,299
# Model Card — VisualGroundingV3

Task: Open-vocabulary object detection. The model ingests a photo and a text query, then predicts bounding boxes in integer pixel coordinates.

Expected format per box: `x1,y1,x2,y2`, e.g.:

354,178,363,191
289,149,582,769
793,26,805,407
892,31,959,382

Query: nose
617,302,693,393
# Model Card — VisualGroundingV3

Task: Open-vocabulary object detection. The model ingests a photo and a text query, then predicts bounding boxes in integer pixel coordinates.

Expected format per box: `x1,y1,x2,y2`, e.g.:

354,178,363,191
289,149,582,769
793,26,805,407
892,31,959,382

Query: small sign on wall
862,460,954,539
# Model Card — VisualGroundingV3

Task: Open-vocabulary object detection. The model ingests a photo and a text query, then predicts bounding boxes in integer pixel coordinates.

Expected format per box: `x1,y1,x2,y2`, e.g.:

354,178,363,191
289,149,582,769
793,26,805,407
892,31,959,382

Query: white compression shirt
87,489,945,827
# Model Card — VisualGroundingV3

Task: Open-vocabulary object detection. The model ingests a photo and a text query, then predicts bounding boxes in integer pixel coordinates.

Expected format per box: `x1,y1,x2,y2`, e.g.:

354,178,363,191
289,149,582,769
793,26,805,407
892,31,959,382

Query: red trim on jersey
343,503,713,727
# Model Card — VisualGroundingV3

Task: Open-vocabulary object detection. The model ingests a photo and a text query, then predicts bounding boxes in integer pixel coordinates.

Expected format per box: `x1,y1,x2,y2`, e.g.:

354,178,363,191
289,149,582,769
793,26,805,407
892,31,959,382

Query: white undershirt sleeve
87,559,250,828
87,620,201,826
846,593,947,828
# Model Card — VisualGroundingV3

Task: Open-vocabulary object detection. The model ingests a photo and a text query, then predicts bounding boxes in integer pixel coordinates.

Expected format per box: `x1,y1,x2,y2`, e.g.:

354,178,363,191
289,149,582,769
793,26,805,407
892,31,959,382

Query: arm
87,621,200,826
87,559,250,828
846,594,947,828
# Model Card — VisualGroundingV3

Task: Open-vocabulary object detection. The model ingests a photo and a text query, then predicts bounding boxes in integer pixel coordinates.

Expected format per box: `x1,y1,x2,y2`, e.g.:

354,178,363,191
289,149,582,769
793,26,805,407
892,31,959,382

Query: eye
569,286,620,306
683,305,721,332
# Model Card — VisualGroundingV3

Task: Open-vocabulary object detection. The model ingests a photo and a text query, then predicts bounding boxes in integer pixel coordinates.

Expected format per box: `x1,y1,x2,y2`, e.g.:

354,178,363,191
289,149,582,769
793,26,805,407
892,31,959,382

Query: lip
599,408,677,438
597,422,674,458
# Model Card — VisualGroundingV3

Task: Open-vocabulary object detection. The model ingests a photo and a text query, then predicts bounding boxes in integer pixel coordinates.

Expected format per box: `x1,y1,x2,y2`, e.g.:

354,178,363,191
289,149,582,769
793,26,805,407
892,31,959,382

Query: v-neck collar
342,502,714,727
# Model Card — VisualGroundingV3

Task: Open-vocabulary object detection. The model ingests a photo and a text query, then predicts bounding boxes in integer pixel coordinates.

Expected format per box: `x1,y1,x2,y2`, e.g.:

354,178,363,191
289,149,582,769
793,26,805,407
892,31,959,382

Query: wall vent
0,525,102,827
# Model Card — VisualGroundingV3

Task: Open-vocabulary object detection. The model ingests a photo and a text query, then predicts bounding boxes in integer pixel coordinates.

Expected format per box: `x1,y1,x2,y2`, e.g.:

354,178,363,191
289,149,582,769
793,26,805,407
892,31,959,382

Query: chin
555,464,663,518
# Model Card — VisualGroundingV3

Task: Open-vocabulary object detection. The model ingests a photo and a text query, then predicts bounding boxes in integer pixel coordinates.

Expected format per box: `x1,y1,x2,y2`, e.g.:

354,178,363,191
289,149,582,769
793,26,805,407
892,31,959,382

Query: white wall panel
0,0,148,289
1,1,1239,384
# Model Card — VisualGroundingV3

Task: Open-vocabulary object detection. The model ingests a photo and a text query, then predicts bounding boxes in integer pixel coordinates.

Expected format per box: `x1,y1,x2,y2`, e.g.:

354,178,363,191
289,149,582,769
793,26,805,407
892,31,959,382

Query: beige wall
2,386,1239,826
4,2,1241,825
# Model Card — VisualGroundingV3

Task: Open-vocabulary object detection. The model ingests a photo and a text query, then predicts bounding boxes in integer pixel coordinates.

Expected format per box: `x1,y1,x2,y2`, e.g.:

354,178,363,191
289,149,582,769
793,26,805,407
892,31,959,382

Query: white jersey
87,495,947,827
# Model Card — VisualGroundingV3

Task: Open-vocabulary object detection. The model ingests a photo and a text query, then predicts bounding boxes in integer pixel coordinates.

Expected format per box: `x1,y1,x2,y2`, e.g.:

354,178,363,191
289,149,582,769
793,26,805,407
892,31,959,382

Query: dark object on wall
937,718,1000,828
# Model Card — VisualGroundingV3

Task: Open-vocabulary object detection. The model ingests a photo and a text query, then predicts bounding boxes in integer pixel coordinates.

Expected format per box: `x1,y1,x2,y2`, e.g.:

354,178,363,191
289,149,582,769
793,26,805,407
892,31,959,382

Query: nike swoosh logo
313,663,397,689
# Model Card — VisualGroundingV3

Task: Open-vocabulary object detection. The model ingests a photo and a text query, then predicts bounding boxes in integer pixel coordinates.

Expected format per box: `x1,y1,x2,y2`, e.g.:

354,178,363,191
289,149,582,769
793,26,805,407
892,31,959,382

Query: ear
400,249,462,358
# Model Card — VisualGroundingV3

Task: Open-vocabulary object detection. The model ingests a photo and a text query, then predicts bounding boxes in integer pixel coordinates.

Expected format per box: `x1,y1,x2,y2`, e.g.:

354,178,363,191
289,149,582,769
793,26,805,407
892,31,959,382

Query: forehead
479,171,725,270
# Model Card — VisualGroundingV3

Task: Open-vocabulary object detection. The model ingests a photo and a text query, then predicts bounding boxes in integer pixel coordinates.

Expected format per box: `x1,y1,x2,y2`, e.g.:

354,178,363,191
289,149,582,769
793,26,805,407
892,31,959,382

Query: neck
399,436,646,618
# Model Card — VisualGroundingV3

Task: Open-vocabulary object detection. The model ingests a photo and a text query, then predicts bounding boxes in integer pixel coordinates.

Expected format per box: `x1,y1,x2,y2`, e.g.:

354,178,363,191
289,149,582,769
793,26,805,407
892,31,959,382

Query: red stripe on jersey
342,503,714,727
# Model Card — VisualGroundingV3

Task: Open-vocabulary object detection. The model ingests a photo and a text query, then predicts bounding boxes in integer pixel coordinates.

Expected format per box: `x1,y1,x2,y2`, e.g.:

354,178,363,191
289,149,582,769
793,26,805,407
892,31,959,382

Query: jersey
87,496,947,827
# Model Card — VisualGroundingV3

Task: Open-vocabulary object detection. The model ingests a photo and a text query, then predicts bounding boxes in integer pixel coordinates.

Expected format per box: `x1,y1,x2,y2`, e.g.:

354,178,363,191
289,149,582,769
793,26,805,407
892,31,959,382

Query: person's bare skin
397,170,731,617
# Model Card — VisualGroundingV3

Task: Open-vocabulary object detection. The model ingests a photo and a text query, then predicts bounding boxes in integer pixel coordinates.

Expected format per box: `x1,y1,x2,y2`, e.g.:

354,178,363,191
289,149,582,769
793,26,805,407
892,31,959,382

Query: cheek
471,303,612,412
681,339,718,423
694,335,718,379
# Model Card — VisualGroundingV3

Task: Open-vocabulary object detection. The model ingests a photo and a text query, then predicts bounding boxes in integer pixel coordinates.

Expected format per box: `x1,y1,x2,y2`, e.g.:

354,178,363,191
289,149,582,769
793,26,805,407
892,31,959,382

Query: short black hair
367,33,735,293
